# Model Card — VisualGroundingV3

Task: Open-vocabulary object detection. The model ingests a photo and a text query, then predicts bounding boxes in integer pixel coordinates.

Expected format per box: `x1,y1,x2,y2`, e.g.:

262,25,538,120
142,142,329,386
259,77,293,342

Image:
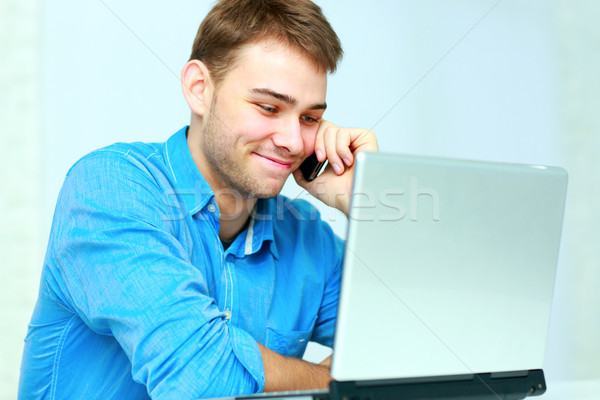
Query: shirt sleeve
46,151,265,399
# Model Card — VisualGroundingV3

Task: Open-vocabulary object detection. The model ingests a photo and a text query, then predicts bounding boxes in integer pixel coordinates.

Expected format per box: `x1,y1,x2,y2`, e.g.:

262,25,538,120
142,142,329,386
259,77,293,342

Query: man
19,0,378,399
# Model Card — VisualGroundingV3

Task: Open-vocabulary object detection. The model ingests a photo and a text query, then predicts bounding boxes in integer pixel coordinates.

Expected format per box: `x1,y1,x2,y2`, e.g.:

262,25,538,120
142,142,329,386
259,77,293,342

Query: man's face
199,40,328,199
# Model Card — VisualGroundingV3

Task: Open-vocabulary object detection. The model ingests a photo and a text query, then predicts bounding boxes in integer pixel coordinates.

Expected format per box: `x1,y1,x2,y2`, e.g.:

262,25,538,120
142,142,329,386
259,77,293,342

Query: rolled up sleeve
48,151,265,399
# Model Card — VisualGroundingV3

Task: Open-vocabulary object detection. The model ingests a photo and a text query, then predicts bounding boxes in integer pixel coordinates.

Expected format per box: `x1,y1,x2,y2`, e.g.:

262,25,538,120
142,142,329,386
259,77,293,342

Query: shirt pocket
265,325,313,358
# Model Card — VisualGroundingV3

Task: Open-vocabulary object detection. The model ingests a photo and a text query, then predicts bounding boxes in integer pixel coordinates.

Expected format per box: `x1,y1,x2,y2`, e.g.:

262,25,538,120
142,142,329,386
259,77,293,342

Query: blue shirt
19,127,344,400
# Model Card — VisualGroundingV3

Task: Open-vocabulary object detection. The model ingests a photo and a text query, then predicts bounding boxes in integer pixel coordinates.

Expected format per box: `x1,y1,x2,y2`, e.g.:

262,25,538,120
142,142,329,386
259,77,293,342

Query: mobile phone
299,152,326,182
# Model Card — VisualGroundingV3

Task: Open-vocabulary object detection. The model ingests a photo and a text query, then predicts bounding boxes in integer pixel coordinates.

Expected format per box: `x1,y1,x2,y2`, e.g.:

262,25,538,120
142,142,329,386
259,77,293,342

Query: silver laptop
232,152,568,399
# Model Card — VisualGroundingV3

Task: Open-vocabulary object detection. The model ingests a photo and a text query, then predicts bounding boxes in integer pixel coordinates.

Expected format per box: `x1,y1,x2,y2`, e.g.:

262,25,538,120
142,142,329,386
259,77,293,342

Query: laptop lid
331,152,567,382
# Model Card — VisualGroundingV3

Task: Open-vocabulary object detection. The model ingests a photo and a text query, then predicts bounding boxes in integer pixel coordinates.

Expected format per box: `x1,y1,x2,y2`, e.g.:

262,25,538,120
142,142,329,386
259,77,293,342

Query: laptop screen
331,152,567,382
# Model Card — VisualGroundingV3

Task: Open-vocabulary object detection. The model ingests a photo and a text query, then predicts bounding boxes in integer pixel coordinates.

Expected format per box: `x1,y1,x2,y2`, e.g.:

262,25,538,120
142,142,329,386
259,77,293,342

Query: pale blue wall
0,2,594,397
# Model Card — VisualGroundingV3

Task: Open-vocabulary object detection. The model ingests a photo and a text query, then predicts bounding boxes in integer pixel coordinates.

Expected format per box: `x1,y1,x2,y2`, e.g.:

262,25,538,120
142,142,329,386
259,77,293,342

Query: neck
216,193,257,242
186,119,257,242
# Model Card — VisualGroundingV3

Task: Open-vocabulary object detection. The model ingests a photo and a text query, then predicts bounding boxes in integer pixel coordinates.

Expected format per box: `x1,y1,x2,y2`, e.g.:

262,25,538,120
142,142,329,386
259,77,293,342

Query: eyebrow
250,88,327,111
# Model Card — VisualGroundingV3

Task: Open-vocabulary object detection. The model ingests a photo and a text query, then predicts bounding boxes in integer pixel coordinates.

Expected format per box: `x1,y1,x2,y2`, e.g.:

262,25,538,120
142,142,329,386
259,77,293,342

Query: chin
251,186,284,199
249,178,286,199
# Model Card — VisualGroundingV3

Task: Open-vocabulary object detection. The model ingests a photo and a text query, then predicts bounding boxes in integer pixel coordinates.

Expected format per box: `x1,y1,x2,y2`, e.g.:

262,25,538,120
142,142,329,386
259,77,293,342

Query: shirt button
207,204,216,213
224,310,232,320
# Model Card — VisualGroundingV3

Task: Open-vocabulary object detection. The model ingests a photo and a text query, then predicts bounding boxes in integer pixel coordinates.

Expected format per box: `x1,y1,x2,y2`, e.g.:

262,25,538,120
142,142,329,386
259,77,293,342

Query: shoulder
63,140,176,199
58,140,180,222
67,141,165,178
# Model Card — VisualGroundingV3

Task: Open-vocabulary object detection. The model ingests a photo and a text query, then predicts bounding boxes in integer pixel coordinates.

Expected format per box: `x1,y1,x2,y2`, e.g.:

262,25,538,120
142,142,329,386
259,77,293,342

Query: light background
1,0,599,399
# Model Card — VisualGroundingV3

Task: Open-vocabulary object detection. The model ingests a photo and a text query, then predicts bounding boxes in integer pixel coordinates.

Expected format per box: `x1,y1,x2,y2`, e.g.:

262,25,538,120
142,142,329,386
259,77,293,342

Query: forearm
258,343,332,392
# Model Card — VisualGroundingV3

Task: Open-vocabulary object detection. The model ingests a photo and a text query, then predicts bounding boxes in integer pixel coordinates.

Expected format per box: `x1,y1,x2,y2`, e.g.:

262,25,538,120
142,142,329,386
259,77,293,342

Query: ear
181,60,213,116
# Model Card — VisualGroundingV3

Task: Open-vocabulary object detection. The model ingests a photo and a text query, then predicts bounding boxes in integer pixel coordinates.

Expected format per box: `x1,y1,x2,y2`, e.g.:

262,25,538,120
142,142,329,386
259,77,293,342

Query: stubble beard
201,103,287,200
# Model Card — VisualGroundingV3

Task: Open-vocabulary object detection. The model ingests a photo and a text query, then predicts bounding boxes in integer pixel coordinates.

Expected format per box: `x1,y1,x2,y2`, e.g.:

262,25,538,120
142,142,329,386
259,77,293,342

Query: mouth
252,152,295,170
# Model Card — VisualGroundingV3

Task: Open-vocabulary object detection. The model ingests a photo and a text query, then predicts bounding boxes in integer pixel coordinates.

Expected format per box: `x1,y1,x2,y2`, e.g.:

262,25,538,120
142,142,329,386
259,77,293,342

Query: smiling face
192,40,328,199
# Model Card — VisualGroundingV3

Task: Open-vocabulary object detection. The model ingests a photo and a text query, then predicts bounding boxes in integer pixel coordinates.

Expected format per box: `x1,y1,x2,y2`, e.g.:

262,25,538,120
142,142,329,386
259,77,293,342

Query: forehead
222,40,328,103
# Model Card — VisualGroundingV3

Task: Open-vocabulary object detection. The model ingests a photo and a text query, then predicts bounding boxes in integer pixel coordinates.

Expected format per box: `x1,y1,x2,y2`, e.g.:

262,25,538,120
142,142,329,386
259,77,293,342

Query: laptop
229,152,568,400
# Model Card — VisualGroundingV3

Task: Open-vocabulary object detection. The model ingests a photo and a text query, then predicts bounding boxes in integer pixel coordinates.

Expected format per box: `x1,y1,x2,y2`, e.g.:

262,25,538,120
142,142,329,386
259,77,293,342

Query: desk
542,379,600,399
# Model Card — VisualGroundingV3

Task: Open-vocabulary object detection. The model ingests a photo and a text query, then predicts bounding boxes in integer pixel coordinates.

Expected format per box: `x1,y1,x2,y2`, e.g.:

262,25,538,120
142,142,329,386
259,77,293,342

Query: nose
271,117,304,156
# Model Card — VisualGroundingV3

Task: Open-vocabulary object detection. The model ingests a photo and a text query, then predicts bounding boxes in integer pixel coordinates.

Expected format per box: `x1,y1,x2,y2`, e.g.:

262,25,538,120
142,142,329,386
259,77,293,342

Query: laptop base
329,369,546,400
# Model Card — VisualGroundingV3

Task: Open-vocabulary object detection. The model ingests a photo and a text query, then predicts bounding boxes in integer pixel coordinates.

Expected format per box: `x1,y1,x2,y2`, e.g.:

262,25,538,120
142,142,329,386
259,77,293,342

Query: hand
293,120,378,216
319,354,332,370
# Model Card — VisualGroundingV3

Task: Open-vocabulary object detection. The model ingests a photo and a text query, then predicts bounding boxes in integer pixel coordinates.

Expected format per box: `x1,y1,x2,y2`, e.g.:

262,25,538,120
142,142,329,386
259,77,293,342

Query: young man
19,0,377,399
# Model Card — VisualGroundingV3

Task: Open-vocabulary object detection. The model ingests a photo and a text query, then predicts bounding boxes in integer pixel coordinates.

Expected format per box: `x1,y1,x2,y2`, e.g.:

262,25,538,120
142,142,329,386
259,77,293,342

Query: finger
313,121,330,162
336,129,354,167
323,126,345,175
348,128,379,153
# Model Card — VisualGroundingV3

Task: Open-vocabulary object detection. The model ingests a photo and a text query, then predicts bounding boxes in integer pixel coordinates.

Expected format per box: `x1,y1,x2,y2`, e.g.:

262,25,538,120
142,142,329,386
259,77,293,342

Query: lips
252,152,295,170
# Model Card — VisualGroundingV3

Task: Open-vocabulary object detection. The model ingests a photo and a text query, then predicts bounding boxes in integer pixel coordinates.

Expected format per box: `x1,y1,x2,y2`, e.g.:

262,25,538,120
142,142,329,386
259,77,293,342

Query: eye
258,104,278,114
301,115,320,125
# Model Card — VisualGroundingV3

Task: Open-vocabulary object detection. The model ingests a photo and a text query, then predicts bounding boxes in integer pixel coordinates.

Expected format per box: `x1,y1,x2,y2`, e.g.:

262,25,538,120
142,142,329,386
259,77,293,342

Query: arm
286,121,376,386
258,344,332,391
50,151,264,398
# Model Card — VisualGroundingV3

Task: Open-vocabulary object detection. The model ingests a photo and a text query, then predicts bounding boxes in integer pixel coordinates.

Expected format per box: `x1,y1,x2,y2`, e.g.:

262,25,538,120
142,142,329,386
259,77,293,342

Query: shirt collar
226,198,279,260
164,126,214,215
165,126,279,259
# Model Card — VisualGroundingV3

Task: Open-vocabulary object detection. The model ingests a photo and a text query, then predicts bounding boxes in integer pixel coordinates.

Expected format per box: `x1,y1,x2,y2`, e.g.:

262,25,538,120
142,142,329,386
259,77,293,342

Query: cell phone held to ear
299,152,326,182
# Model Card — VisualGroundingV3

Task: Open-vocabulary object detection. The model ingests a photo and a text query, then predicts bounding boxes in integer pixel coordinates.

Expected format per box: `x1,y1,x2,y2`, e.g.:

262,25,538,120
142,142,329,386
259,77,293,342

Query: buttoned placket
206,200,235,323
224,258,234,322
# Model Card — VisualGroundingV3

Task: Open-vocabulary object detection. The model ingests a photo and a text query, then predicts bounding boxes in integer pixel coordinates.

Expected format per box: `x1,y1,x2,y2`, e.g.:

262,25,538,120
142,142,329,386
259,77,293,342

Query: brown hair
189,0,343,87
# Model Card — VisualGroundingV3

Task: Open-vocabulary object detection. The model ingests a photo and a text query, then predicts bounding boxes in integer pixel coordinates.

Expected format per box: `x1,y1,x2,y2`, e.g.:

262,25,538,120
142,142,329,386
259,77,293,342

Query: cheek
301,127,318,155
231,110,276,142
